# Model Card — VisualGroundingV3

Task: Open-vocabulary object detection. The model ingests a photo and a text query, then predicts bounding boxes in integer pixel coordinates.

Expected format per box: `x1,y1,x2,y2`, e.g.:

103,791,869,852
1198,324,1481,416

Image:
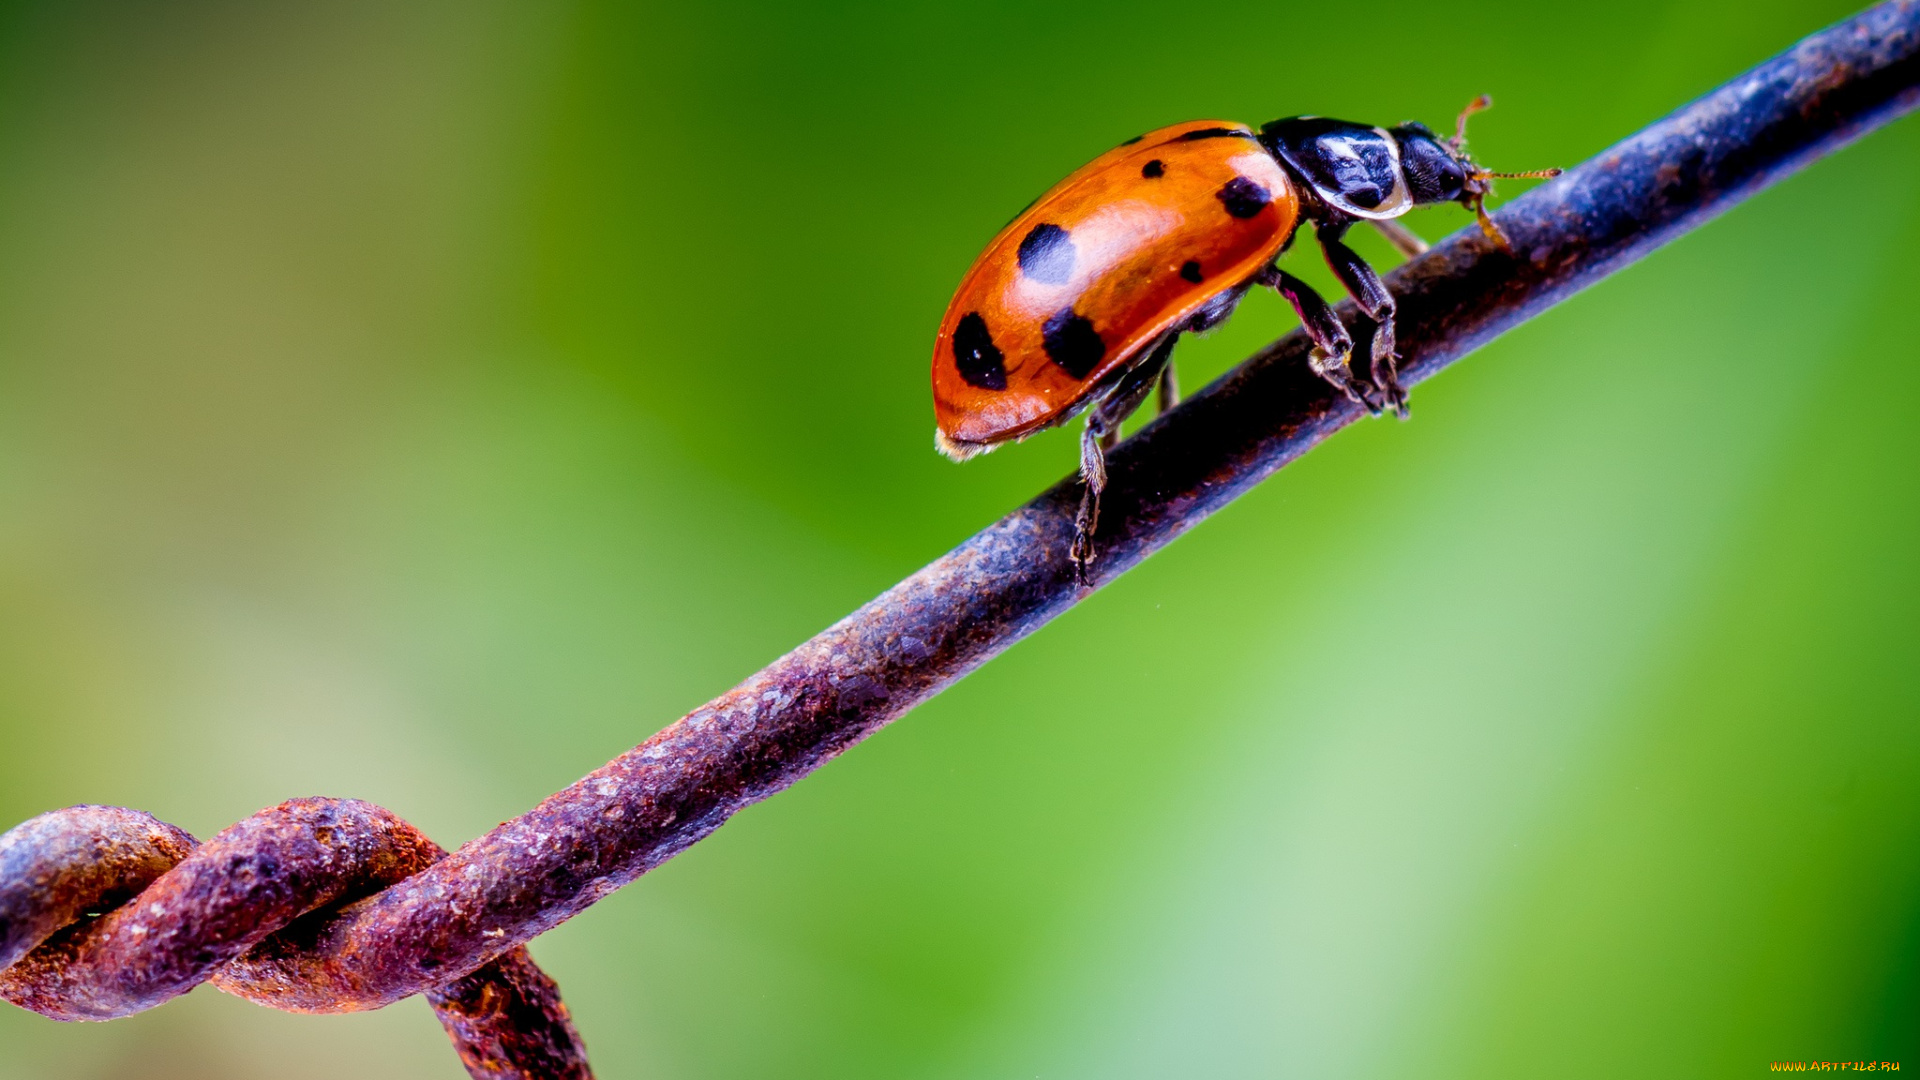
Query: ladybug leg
1317,223,1408,418
1151,280,1244,416
1368,217,1430,260
1071,420,1107,580
1257,264,1379,415
1071,334,1177,581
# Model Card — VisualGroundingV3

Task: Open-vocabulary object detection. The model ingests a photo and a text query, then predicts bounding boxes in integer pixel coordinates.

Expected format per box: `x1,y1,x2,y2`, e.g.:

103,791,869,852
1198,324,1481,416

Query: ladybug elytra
930,96,1557,578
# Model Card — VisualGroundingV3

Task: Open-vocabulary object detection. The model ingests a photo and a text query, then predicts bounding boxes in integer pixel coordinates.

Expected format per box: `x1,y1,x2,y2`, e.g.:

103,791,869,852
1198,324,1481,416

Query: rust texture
2,2,1916,1075
0,806,196,975
0,802,589,1080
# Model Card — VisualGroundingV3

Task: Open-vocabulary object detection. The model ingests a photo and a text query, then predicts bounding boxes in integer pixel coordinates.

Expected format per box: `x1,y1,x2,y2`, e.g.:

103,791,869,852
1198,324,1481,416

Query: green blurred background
1,0,1915,1076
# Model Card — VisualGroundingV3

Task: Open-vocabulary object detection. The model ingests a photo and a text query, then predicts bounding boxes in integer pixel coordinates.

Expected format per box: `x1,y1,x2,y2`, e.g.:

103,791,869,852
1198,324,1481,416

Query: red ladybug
930,96,1556,576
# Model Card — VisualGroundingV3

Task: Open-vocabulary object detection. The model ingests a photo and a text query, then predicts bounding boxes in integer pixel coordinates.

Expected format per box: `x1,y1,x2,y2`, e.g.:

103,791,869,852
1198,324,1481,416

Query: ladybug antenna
1461,162,1565,252
1450,93,1492,154
1446,94,1563,252
1480,167,1564,180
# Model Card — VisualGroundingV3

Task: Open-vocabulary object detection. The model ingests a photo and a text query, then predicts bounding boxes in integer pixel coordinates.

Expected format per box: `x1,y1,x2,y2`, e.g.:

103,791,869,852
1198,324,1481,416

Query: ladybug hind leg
1316,221,1408,418
1071,333,1179,582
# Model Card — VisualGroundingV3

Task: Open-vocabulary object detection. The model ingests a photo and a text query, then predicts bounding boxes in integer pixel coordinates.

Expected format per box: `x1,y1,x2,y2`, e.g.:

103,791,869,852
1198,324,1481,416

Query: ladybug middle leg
1151,280,1248,419
1155,359,1179,416
1071,332,1178,581
1119,285,1244,447
1317,221,1409,418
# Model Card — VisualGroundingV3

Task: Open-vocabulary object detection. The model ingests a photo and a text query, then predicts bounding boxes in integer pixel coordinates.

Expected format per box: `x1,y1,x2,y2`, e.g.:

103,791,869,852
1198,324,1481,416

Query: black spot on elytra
1016,223,1076,285
1216,175,1272,218
1042,307,1105,379
1180,260,1203,283
1141,159,1164,178
951,312,1007,390
1177,127,1251,141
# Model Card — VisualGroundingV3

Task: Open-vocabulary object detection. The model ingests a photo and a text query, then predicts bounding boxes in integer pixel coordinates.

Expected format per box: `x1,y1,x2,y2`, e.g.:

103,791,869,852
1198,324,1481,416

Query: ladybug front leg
1317,222,1408,418
1368,217,1429,260
1071,334,1178,581
1257,265,1379,415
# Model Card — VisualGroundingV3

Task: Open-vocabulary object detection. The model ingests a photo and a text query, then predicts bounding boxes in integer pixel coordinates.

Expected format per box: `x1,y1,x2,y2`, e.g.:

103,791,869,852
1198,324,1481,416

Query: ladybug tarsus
931,98,1556,569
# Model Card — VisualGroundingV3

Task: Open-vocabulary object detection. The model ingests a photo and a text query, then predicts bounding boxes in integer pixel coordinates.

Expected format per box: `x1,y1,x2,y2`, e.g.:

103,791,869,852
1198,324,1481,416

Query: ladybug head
1389,122,1469,204
1391,96,1559,250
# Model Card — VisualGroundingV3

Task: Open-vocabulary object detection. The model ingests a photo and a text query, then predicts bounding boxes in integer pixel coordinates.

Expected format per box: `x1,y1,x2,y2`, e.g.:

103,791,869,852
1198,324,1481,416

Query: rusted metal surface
427,947,594,1080
0,802,589,1080
0,807,195,975
2,2,1916,1074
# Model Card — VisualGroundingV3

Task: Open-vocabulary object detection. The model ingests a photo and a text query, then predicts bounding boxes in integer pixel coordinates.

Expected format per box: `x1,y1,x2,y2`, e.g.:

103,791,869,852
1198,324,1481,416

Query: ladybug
930,96,1556,576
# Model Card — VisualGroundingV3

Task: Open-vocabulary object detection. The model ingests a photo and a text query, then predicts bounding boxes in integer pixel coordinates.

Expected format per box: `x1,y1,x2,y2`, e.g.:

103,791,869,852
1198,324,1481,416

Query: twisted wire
3,3,1917,1075
0,801,589,1080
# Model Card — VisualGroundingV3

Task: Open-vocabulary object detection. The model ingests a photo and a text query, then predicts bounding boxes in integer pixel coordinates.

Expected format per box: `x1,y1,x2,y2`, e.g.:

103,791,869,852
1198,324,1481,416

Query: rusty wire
4,3,1919,1076
0,801,590,1079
